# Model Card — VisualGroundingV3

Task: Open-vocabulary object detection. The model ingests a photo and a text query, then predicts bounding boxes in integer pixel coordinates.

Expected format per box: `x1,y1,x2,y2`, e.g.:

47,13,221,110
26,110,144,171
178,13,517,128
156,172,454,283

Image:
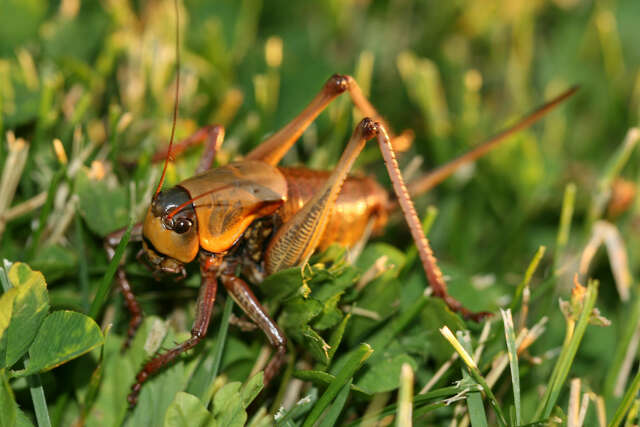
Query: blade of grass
0,260,10,292
346,386,461,426
302,343,372,427
74,214,90,312
331,291,429,374
458,331,488,427
501,308,521,425
274,388,318,426
622,398,639,427
511,246,546,311
554,183,576,271
202,296,234,407
609,368,640,427
440,326,507,427
586,128,640,228
25,165,66,260
88,218,134,319
25,366,52,427
317,380,352,427
396,363,414,426
604,291,640,398
536,279,599,420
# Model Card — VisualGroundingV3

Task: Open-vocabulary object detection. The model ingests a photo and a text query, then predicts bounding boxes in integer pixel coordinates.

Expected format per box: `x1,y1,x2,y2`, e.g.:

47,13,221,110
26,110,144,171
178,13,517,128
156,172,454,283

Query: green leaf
29,244,77,281
260,268,303,302
80,326,110,421
164,392,211,427
0,369,17,427
354,243,406,277
312,292,344,331
326,313,350,367
0,263,49,369
301,326,330,364
345,272,401,346
310,268,359,303
212,382,247,427
279,297,323,341
241,372,264,408
418,298,465,363
357,353,417,394
0,0,47,57
75,168,129,236
15,408,34,427
85,334,135,427
14,311,103,376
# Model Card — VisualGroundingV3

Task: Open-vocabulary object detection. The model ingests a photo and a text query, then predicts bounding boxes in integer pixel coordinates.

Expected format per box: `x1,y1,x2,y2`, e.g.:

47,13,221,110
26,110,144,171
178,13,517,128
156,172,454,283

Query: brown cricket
103,4,577,408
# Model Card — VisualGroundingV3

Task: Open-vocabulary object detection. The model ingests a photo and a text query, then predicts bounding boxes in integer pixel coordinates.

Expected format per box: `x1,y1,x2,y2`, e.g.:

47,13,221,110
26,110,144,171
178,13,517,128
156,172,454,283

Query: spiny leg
219,266,286,385
373,123,489,320
262,116,486,319
245,74,411,166
104,223,144,348
127,258,219,407
265,118,379,274
152,124,225,173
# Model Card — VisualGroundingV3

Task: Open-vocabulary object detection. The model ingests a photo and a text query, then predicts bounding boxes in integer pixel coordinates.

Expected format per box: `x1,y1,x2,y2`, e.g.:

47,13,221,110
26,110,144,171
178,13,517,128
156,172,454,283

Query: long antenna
154,0,181,198
406,86,579,197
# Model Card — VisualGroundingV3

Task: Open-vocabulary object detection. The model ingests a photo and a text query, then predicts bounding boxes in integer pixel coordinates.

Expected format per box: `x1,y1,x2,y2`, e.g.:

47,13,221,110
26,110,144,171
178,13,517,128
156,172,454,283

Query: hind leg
246,74,412,166
264,117,486,319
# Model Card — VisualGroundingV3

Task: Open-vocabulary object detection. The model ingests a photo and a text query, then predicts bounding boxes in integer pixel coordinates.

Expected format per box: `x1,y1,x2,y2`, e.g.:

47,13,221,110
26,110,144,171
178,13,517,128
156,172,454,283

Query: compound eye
173,217,192,234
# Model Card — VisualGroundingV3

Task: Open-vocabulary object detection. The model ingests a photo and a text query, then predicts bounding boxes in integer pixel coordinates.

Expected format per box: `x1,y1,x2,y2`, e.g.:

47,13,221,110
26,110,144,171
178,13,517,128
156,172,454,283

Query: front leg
152,124,225,173
127,255,219,407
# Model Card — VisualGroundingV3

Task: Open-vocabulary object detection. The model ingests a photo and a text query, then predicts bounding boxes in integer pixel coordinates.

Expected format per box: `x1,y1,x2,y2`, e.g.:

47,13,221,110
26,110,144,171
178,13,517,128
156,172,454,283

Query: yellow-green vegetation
1,0,640,425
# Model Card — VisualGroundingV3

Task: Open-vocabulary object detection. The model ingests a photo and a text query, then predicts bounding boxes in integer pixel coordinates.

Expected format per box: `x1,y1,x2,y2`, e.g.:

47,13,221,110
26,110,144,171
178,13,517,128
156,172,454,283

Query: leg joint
357,117,380,140
326,74,352,95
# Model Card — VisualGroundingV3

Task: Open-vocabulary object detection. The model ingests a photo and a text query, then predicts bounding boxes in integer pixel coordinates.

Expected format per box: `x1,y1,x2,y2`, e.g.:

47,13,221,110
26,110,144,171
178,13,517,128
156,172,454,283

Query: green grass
1,0,640,425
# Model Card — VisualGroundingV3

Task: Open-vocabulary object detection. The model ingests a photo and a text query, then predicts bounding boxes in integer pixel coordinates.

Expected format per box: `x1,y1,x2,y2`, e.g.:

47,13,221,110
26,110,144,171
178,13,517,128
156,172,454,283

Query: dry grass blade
0,132,29,237
579,220,632,301
568,378,581,427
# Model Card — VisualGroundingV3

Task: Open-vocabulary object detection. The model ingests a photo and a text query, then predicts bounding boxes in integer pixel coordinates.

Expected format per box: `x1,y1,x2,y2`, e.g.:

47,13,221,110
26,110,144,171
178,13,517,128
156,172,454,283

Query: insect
104,3,577,409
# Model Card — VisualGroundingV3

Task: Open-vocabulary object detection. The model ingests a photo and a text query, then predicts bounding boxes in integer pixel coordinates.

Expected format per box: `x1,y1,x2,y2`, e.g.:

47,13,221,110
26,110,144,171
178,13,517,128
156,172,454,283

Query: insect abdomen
277,168,389,250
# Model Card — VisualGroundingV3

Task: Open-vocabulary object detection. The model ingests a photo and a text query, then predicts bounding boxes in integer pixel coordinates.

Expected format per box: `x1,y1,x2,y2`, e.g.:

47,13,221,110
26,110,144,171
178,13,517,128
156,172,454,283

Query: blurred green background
2,0,640,425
